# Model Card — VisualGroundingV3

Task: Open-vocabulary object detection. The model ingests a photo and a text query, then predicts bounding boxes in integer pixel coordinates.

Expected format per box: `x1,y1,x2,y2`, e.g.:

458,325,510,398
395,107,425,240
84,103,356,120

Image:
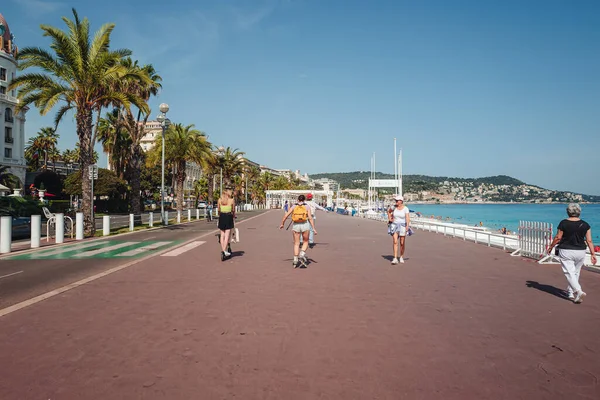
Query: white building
0,13,27,188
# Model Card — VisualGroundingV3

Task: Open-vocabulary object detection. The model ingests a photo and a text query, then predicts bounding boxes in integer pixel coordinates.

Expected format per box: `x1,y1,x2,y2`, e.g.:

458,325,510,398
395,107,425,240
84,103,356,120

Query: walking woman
548,203,596,303
218,188,236,260
387,195,410,264
279,194,317,268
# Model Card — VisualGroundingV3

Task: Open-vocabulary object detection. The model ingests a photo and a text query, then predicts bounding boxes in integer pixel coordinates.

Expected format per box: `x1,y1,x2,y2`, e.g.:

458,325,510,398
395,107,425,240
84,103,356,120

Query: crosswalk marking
117,241,172,257
72,242,138,258
34,241,106,257
161,241,205,257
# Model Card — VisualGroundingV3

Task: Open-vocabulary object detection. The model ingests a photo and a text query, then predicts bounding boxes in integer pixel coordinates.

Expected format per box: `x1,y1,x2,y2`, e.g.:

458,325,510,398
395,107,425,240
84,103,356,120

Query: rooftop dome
0,14,11,43
0,13,16,56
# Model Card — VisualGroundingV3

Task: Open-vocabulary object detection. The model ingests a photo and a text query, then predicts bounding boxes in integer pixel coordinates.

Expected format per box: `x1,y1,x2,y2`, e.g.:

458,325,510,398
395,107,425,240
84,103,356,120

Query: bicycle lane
0,210,267,311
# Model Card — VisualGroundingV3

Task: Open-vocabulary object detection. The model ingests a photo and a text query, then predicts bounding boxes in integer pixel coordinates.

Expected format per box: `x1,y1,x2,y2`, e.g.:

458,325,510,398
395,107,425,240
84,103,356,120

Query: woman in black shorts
218,188,235,259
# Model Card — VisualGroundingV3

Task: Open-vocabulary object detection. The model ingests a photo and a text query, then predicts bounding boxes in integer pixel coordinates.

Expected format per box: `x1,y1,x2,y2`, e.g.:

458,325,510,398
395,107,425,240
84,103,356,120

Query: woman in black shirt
548,203,597,303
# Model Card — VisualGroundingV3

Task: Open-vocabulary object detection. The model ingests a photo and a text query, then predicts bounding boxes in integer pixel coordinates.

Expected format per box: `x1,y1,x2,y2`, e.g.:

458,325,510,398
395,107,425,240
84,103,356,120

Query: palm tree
110,58,161,213
10,9,150,235
218,147,245,187
148,124,212,212
24,137,43,171
201,152,220,204
0,166,20,190
97,108,131,179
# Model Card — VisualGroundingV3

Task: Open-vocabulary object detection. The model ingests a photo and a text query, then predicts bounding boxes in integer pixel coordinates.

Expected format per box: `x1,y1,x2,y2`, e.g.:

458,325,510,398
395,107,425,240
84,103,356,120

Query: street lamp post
156,103,171,226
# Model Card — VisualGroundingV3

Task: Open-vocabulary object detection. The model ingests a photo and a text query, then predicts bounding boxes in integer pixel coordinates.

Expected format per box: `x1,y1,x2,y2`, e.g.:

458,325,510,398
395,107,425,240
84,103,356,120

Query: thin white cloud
114,10,219,72
10,0,64,16
298,73,308,79
231,5,275,30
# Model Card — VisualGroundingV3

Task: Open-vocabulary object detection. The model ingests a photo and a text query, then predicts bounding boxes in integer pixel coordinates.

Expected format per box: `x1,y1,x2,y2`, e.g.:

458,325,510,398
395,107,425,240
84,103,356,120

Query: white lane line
0,210,272,318
0,271,23,280
72,242,138,258
117,241,171,257
161,241,206,257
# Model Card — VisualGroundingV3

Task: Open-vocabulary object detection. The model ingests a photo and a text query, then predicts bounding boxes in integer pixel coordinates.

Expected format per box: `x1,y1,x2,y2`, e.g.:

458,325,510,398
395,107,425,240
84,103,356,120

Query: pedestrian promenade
0,210,599,399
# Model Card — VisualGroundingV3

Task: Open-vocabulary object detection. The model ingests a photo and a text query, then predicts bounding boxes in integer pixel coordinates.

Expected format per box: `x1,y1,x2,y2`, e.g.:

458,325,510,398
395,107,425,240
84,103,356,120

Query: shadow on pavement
526,280,569,300
231,251,245,258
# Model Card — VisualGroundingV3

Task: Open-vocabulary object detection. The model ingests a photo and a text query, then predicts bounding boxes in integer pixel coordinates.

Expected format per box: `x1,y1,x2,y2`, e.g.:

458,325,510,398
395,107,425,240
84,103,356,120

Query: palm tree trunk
207,175,214,204
129,145,143,214
77,107,95,236
176,161,186,213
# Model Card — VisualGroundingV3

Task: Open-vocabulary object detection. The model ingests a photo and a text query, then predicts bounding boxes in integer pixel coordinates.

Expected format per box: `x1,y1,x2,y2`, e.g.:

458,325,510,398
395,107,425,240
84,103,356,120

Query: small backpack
291,203,308,223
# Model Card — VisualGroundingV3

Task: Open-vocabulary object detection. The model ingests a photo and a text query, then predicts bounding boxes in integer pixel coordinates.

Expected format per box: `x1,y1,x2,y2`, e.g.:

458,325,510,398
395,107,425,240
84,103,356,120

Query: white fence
411,218,518,251
510,221,554,263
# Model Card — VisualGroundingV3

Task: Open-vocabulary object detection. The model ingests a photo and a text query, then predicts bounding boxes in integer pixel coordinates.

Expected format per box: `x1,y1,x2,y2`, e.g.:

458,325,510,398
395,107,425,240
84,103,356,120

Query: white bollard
75,212,84,240
188,209,191,221
196,209,200,220
165,211,169,226
55,213,64,244
129,213,134,231
177,211,181,223
0,216,12,253
149,212,154,227
31,215,41,248
103,215,110,236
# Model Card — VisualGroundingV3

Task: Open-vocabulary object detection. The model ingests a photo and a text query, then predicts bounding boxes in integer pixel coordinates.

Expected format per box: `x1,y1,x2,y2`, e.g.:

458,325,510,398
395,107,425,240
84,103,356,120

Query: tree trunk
128,145,143,214
77,107,95,236
207,175,214,204
176,161,186,213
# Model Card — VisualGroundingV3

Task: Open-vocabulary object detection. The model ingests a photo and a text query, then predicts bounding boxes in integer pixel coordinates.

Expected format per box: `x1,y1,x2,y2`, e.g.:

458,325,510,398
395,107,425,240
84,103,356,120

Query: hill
309,172,600,203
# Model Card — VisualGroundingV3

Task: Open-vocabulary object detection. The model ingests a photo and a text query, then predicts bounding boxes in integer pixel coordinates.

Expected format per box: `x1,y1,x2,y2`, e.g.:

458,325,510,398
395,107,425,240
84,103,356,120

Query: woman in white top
387,195,411,264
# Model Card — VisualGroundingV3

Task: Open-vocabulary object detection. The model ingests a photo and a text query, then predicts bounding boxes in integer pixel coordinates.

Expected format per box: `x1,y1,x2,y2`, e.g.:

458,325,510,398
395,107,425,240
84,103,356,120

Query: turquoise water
410,203,600,242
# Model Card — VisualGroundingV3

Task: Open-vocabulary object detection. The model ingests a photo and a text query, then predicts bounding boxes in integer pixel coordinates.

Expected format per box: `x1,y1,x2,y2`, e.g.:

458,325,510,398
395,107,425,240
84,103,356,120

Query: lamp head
156,114,165,123
159,103,169,113
164,118,171,128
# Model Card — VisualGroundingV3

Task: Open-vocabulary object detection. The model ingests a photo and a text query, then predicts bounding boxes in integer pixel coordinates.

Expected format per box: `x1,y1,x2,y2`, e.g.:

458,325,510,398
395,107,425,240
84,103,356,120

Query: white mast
394,138,397,195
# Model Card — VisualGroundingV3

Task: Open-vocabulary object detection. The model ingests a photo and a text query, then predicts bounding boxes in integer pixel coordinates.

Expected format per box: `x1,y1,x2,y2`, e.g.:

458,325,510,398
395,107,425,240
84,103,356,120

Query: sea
409,203,600,242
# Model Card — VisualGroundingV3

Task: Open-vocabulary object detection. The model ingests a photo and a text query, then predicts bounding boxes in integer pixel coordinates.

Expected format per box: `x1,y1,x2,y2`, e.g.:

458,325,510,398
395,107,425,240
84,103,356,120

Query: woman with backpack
387,195,410,264
279,194,317,267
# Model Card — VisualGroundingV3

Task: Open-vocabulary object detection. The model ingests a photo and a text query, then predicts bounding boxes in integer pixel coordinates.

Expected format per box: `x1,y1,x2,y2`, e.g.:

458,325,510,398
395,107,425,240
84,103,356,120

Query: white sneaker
391,258,398,265
574,291,586,304
399,257,405,263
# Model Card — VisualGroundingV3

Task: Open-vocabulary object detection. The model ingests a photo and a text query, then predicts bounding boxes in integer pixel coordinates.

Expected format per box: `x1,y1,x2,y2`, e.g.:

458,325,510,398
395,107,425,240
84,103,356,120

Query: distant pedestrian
284,200,289,212
547,203,597,303
280,194,317,268
218,188,236,260
387,195,410,264
302,193,328,248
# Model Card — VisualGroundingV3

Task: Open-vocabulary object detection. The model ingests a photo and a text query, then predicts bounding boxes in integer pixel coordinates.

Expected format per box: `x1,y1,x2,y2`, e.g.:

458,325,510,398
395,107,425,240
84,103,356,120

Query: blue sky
3,0,600,194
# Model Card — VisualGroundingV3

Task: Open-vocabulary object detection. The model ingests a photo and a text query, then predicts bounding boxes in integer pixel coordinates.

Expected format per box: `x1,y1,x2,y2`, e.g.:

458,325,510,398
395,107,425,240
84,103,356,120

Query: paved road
0,210,263,310
0,210,599,399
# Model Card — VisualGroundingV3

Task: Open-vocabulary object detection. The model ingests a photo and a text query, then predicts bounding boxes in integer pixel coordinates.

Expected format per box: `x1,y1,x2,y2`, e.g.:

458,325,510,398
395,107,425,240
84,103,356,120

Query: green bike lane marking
5,240,179,260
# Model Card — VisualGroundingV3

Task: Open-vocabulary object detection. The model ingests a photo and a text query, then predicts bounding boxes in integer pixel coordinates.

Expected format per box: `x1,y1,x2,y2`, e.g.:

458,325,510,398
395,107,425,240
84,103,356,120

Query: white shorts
396,225,407,237
292,221,311,233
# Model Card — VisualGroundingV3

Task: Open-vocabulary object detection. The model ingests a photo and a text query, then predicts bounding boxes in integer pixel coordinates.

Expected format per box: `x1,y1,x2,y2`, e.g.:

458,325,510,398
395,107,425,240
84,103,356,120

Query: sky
2,0,599,194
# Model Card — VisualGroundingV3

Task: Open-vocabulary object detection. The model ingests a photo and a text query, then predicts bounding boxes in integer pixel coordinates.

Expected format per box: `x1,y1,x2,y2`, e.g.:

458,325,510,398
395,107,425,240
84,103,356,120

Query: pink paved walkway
0,210,599,399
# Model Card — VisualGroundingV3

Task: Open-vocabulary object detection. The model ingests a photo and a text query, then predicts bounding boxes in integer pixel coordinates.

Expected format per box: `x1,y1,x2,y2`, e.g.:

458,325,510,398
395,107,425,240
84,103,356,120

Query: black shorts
218,213,234,230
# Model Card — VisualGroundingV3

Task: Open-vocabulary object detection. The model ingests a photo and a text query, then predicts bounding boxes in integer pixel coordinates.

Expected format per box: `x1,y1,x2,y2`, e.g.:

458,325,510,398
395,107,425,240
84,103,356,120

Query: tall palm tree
10,8,150,235
97,108,131,179
148,124,212,212
218,147,245,187
201,152,220,204
111,58,162,214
